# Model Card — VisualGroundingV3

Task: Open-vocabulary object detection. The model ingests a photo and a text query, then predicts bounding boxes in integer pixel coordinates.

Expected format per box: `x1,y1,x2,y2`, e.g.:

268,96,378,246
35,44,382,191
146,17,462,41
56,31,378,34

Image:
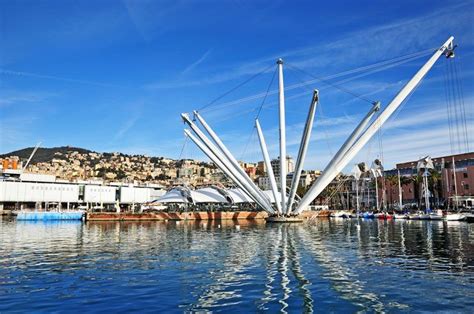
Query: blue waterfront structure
16,211,85,221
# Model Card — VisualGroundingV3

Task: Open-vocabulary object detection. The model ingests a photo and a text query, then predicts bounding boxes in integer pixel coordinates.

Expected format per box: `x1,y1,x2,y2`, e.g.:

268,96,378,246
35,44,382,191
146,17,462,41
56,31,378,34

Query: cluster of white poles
183,37,454,216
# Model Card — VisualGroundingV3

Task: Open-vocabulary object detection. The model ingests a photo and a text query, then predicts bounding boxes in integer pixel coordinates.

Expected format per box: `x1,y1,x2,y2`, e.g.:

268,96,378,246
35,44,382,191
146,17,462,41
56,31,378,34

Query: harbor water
0,218,473,312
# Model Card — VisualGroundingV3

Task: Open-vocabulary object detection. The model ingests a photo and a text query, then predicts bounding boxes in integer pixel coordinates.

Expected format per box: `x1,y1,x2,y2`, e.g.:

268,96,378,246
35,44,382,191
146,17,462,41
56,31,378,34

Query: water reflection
0,219,473,312
258,224,313,313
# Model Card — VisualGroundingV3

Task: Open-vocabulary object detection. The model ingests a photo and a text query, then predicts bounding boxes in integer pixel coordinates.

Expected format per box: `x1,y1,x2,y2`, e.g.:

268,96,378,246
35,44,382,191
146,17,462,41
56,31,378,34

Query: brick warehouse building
382,152,474,207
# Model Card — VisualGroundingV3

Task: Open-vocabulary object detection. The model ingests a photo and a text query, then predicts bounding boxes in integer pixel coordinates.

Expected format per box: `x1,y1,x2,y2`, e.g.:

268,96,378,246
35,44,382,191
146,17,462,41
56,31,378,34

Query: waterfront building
0,171,165,213
380,152,474,208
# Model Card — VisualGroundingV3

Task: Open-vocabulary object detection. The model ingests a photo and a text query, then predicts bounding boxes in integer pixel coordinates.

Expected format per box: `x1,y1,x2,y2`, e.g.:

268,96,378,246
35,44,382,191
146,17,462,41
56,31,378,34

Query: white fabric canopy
154,189,189,203
154,187,285,205
191,187,228,203
227,188,254,203
263,190,283,204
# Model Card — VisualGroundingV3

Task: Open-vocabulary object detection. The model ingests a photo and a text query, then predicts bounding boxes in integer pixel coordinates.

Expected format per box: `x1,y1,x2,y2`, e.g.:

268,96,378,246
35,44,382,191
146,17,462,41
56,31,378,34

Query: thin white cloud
113,110,142,141
0,69,126,88
181,49,212,75
144,1,473,90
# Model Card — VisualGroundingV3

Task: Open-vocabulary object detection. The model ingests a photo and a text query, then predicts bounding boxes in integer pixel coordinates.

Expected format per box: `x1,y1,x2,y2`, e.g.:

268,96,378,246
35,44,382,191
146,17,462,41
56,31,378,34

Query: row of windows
88,188,114,193
30,186,75,191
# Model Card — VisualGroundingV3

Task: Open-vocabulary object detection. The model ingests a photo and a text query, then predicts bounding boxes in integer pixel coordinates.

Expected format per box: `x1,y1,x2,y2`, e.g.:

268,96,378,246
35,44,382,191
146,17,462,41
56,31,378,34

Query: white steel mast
286,90,319,213
255,119,282,214
193,111,272,208
182,114,274,213
277,58,287,213
184,129,274,214
294,36,454,215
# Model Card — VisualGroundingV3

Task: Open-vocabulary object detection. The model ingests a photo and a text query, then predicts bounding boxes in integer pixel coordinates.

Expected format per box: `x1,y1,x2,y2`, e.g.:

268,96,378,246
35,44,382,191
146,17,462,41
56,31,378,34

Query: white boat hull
394,214,408,219
429,214,443,220
445,214,466,221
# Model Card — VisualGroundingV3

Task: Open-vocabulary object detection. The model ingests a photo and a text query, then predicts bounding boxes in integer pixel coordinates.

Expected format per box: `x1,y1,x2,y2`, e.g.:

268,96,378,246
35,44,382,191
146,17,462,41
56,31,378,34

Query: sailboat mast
424,170,430,212
397,169,403,210
452,156,458,210
375,175,379,211
356,178,360,213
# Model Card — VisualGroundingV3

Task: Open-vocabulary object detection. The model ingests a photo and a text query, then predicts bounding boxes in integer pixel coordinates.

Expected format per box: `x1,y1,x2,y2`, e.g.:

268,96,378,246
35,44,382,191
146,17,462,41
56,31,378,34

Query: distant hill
0,146,94,164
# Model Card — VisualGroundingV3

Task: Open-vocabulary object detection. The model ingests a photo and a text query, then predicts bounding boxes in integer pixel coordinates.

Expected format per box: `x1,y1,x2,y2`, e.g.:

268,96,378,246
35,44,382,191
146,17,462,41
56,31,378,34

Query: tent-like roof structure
190,187,229,203
154,186,285,205
153,187,192,203
227,188,254,203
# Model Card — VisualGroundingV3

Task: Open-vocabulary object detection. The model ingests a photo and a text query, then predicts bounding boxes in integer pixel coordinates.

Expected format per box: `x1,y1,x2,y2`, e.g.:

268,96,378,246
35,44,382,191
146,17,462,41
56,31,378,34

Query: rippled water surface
1,218,473,313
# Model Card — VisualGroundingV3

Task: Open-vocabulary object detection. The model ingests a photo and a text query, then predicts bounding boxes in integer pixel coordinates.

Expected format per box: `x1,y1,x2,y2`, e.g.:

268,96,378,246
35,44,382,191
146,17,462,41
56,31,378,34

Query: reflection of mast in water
259,224,313,313
191,225,263,310
287,229,313,312
259,226,280,310
278,225,290,312
301,221,386,312
444,221,466,273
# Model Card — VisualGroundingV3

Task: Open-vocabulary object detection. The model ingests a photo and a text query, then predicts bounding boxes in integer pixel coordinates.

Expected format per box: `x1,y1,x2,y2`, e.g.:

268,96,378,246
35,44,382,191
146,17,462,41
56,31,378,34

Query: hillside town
0,148,324,191
1,147,473,212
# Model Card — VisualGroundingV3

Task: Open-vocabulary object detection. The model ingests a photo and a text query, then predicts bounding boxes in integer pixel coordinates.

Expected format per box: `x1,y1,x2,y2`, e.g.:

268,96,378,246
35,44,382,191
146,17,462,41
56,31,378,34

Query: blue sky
1,0,473,170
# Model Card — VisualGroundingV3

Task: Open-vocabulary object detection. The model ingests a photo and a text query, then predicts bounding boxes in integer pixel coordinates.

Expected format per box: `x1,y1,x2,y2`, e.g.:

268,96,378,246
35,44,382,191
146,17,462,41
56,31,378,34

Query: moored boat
332,210,351,218
444,213,466,221
409,211,430,220
394,213,409,219
463,212,474,223
362,212,374,219
429,209,444,220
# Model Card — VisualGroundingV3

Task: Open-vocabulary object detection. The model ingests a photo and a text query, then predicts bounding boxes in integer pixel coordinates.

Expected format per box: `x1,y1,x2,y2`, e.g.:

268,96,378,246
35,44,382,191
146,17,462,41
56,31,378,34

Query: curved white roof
154,187,286,205
227,188,254,203
263,190,283,204
154,188,189,203
191,187,228,203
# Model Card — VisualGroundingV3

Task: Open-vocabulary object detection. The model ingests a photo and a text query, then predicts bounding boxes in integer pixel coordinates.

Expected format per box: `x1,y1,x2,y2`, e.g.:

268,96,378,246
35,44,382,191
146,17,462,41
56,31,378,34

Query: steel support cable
285,68,334,157
239,127,256,162
285,49,435,105
323,177,351,206
255,66,278,120
447,61,460,153
443,60,455,154
178,133,189,160
317,101,334,156
200,49,433,114
323,176,350,206
453,58,470,151
198,63,275,112
239,65,277,160
380,70,426,138
286,63,376,104
448,61,463,153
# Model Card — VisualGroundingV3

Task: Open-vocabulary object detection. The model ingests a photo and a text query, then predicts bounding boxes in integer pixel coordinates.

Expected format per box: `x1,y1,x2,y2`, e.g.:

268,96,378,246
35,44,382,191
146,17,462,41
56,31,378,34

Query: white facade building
84,185,116,204
0,181,79,203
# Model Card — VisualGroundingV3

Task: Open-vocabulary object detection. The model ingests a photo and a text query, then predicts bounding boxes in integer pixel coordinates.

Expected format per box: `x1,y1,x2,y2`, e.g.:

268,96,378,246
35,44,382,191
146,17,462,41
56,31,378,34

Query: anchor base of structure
265,215,304,223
